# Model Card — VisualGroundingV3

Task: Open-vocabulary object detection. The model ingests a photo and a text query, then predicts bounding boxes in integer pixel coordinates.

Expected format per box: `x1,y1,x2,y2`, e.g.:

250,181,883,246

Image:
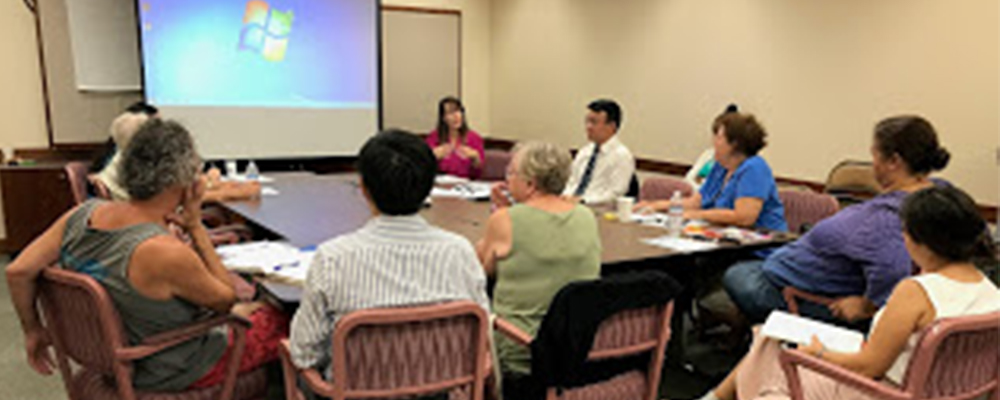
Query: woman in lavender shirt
426,97,485,179
723,116,951,327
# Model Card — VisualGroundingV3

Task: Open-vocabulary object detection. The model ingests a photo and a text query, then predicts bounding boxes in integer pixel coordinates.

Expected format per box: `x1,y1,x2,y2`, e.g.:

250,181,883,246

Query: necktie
574,144,600,196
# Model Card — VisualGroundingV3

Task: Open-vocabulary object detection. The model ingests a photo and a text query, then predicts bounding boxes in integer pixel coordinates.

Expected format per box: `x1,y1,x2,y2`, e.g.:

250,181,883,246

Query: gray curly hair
511,141,572,195
120,119,201,200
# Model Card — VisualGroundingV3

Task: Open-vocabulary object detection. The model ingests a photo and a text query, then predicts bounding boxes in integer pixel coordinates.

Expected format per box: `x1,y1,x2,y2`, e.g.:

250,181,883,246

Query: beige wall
42,0,142,144
0,1,50,240
0,2,49,149
490,0,999,205
384,0,492,135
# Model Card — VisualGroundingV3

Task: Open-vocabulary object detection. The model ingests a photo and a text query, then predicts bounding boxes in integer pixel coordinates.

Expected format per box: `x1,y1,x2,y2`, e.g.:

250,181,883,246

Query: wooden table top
221,173,795,301
222,173,371,249
223,173,792,265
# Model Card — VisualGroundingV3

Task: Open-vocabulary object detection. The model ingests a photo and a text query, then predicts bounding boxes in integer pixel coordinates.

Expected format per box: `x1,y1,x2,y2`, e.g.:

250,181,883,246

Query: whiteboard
381,10,461,134
63,0,142,91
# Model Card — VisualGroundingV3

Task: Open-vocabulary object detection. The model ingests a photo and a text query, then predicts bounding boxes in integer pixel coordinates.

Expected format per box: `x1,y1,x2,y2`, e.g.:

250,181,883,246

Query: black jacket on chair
529,270,682,391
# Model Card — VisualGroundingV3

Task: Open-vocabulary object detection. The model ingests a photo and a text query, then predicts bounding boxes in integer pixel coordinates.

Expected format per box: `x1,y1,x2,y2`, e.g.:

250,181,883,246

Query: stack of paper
431,182,492,200
269,250,315,284
718,227,771,244
435,175,470,185
761,311,865,353
216,241,315,284
222,174,275,183
629,212,669,227
642,236,720,252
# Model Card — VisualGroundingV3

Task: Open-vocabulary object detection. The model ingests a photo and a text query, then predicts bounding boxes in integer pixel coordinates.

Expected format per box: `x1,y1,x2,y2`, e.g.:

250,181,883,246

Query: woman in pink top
426,97,485,179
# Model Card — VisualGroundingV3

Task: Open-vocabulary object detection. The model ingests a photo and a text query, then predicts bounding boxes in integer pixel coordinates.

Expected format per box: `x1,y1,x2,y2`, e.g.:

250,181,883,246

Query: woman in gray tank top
7,119,286,391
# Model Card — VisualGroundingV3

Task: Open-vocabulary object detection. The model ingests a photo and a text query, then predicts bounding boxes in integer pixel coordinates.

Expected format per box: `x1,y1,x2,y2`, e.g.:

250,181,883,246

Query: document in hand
761,311,865,353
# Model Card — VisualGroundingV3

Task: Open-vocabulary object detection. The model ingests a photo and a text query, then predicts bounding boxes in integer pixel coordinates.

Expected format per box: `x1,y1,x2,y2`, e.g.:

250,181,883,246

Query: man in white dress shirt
289,130,490,398
563,99,636,204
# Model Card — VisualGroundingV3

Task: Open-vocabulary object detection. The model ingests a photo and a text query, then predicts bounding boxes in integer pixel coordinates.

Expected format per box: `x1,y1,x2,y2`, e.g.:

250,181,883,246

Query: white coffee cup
616,196,635,222
225,160,238,178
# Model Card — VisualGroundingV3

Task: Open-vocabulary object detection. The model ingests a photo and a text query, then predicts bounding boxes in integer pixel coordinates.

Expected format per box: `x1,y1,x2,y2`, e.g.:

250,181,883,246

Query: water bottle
225,160,238,178
667,190,684,237
246,160,260,181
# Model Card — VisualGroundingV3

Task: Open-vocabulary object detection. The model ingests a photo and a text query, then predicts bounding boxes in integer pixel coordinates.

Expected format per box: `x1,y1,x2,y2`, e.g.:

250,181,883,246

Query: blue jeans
722,260,838,325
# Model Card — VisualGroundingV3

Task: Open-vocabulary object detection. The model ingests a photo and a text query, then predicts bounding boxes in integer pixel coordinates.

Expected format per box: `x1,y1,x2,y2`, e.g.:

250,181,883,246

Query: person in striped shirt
289,129,491,385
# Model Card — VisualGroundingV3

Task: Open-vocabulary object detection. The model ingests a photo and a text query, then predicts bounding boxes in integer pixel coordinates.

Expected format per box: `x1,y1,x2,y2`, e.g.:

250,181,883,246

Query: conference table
221,172,795,370
221,172,795,302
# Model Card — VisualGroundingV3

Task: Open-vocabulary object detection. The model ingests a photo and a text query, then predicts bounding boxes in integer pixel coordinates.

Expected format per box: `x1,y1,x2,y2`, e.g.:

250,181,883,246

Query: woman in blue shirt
639,112,787,231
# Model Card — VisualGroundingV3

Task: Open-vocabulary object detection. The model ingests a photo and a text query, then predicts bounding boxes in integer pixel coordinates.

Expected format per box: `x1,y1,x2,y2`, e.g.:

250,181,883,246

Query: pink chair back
557,303,674,400
39,268,127,374
65,161,91,205
330,301,490,400
481,149,512,181
39,267,264,400
639,177,693,201
778,189,839,233
38,267,136,397
902,312,1000,400
824,160,881,203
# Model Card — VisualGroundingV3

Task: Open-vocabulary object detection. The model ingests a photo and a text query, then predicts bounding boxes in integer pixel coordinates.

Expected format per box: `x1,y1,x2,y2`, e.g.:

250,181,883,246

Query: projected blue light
137,0,377,109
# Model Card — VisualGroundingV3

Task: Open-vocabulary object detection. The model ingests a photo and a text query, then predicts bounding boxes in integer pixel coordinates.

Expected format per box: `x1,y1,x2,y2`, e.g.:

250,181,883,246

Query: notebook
761,311,865,353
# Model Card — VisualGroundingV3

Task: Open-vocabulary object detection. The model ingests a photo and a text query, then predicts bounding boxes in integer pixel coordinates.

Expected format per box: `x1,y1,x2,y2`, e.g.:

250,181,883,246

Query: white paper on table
718,227,770,243
217,241,306,275
431,187,464,198
269,250,316,284
642,236,720,252
629,212,670,226
761,311,865,353
435,175,469,185
431,182,492,200
261,187,280,196
222,174,275,183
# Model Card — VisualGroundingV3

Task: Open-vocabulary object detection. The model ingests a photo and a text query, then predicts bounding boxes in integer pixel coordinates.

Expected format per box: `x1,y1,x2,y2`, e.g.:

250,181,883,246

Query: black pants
501,373,545,400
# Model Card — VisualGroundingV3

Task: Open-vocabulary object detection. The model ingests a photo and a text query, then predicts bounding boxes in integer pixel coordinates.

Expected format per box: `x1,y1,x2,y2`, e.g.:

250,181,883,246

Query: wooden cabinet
1,164,76,253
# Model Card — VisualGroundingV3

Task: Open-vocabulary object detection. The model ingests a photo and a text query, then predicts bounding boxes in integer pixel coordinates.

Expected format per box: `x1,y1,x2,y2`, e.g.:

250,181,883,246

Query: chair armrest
300,369,336,397
278,339,336,399
116,314,251,361
779,349,908,400
782,287,837,315
494,317,533,347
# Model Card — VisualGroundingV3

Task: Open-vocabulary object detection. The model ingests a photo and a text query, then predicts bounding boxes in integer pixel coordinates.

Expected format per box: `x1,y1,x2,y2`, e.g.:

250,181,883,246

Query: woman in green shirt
477,142,602,379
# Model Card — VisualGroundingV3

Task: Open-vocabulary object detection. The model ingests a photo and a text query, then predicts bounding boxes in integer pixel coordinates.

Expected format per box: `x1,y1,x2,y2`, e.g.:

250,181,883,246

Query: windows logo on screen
238,1,293,62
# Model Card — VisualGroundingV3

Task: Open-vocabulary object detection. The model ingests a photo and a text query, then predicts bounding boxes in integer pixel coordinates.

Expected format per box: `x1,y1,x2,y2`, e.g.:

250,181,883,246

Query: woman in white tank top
699,186,999,400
